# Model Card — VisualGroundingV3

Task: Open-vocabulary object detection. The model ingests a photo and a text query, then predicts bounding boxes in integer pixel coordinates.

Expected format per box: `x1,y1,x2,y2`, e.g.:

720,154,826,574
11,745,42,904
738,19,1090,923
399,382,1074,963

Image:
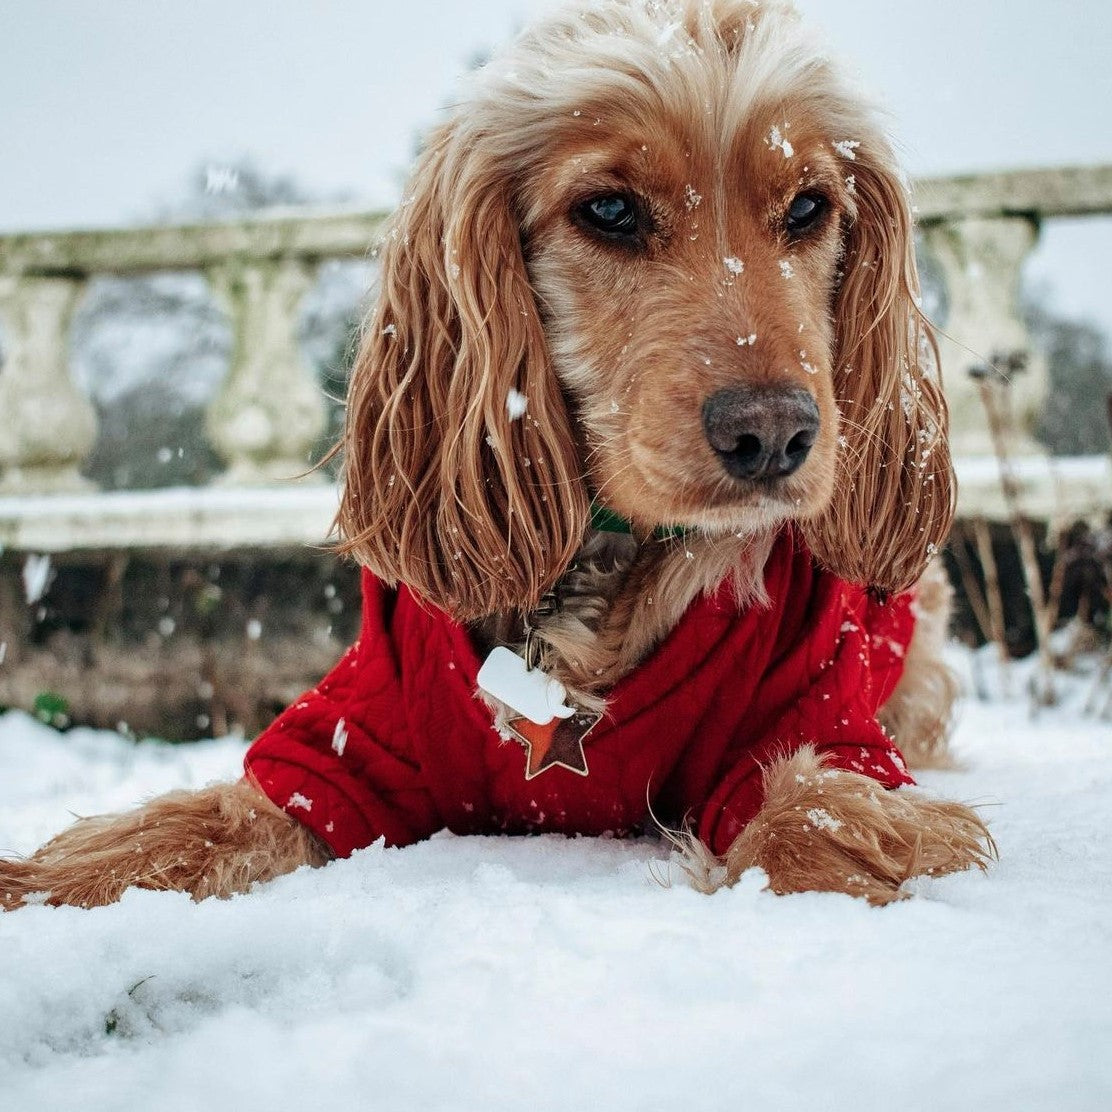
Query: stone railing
0,207,385,496
0,168,1110,554
916,164,1112,458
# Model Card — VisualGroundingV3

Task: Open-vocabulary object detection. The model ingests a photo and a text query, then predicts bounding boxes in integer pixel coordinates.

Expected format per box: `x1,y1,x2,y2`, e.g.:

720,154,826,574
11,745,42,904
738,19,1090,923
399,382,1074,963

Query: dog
1,0,994,911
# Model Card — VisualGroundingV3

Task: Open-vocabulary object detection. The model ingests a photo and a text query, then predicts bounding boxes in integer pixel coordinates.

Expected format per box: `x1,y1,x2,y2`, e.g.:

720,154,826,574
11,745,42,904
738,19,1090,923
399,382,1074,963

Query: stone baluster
921,215,1045,455
0,274,97,493
204,257,326,485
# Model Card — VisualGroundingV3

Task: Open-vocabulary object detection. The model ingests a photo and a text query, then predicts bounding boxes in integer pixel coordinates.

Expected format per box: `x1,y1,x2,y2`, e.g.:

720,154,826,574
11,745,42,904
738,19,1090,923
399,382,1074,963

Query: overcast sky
2,0,1110,334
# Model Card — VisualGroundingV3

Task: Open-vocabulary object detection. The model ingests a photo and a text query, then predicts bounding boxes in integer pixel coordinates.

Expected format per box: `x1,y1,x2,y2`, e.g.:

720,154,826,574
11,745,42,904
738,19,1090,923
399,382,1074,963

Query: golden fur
337,0,953,626
878,558,962,769
677,747,995,905
0,780,329,910
1,0,991,911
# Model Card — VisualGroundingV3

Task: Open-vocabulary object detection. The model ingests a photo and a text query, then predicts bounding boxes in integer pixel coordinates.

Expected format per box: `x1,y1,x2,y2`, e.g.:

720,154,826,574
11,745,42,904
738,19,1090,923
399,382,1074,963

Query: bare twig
949,523,992,646
1088,393,1112,715
973,366,1056,706
1044,523,1069,633
971,516,1010,695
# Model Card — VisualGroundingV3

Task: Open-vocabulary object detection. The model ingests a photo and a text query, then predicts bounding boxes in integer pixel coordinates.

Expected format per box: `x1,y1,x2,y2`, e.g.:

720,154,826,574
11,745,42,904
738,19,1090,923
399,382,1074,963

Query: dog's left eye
576,194,640,238
785,192,829,237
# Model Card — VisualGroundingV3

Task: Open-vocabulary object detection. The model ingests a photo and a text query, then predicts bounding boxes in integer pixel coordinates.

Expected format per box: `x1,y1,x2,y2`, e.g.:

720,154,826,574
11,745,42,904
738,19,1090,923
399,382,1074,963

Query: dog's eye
576,194,640,238
785,192,828,237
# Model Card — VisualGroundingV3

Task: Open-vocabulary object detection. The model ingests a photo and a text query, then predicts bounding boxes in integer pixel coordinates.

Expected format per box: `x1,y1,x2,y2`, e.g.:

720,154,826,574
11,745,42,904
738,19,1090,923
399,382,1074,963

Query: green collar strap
589,501,688,540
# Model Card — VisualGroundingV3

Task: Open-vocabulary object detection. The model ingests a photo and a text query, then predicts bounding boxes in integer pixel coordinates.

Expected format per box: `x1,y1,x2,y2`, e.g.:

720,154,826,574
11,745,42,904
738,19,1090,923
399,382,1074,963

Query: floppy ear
803,145,955,595
335,125,589,620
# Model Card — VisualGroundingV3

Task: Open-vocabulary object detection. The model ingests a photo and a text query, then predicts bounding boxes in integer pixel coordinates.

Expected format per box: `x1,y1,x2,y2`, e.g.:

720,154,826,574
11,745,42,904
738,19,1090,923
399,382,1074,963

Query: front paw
689,747,996,905
0,857,55,911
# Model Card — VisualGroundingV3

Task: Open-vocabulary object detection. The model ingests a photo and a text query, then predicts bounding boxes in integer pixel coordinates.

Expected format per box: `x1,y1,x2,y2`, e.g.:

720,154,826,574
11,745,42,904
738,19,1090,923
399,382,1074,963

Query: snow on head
657,18,682,46
832,139,861,160
767,124,794,158
506,389,528,420
723,256,745,276
779,260,795,279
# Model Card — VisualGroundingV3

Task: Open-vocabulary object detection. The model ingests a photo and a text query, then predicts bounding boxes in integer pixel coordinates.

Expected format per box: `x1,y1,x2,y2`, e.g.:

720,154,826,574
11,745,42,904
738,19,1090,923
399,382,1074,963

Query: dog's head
337,0,954,619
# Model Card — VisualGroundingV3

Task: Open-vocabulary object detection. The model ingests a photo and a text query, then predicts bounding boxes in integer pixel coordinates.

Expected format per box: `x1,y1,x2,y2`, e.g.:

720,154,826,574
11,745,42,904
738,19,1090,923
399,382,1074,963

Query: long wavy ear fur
803,143,955,594
335,126,589,620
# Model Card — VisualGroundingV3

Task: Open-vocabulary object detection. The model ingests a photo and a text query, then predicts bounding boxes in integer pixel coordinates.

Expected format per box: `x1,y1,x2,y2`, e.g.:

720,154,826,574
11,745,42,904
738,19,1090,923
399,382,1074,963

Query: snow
768,124,794,159
331,718,348,758
21,554,53,605
2,653,1112,1111
505,389,528,421
832,139,861,161
804,807,844,833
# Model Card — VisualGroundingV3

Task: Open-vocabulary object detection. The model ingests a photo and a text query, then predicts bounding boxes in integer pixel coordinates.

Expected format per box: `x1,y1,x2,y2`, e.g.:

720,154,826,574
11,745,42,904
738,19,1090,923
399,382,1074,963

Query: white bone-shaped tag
477,646,576,725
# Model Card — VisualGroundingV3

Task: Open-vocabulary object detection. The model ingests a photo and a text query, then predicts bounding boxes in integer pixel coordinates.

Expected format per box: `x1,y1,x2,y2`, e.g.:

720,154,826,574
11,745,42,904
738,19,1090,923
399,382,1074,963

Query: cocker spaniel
1,0,994,911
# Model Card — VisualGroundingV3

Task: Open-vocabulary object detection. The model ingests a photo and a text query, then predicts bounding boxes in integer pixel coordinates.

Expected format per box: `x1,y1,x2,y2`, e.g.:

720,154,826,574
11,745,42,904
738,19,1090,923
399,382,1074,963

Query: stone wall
0,550,362,740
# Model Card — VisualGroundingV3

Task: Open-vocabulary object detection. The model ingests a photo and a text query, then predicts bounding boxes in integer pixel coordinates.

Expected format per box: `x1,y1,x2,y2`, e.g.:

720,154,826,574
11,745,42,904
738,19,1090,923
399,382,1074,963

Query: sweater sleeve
696,584,916,857
244,577,442,858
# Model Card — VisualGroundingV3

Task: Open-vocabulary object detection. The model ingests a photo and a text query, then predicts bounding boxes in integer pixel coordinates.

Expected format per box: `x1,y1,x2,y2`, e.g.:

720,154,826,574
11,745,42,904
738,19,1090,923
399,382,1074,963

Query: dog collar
589,501,688,539
481,502,689,780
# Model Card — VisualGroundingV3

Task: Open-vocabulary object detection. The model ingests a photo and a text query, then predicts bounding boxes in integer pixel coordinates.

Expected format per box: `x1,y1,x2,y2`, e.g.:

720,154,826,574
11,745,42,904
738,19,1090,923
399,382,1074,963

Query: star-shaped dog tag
506,711,602,779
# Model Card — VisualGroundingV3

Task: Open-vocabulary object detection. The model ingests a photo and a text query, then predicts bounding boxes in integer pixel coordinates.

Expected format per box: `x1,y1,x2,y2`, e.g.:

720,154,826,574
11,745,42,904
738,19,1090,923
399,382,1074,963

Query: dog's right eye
576,194,640,239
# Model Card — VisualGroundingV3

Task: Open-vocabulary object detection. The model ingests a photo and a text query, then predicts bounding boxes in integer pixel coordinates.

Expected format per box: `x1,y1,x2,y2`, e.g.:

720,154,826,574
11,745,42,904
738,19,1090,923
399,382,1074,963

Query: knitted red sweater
244,531,914,858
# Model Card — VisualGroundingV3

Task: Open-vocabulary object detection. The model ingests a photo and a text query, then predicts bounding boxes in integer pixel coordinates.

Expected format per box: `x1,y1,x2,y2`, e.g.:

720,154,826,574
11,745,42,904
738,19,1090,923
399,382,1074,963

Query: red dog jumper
244,530,915,858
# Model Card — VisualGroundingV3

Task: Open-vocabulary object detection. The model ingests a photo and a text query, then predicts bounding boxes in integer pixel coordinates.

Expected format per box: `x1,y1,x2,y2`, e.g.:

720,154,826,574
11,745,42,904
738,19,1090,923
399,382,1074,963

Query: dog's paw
1,781,331,910
683,747,996,905
0,857,41,911
0,834,133,910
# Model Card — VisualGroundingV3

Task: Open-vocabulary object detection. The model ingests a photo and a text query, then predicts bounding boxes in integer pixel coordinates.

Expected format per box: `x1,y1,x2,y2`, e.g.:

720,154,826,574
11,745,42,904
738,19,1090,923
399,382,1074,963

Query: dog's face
522,98,852,534
338,0,954,619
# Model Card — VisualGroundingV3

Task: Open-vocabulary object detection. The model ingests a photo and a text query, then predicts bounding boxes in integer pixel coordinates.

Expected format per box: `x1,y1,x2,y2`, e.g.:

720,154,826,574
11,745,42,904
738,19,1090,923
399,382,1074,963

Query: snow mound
1,653,1111,1111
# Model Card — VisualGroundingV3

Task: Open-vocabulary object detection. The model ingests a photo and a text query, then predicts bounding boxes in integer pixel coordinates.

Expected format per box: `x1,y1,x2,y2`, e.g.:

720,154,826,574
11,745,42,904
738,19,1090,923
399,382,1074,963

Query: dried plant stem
971,517,1010,695
975,378,1056,706
1044,524,1069,632
949,523,992,645
1087,393,1112,716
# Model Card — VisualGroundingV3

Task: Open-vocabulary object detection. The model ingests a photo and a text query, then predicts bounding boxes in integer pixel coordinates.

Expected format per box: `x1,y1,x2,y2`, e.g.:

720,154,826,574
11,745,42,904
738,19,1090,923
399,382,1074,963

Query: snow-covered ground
1,652,1111,1112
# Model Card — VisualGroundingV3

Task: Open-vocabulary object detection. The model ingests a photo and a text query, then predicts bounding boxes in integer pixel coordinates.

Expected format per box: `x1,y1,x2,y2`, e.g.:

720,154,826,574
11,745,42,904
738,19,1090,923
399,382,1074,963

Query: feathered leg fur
878,559,961,769
680,747,995,905
0,779,329,911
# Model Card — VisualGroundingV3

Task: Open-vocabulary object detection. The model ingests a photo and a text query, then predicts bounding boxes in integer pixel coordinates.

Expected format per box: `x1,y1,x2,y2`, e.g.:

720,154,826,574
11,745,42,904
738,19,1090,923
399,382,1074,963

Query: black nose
702,386,820,481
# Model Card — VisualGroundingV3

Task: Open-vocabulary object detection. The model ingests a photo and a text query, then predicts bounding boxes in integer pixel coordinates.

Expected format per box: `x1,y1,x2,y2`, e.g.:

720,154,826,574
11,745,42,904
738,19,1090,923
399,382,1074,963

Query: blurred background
0,0,1110,737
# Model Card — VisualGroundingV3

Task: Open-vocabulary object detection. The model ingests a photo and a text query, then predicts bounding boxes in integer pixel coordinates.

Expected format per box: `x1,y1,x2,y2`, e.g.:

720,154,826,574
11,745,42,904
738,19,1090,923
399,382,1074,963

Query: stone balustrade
0,170,1110,547
0,208,385,495
916,164,1112,457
